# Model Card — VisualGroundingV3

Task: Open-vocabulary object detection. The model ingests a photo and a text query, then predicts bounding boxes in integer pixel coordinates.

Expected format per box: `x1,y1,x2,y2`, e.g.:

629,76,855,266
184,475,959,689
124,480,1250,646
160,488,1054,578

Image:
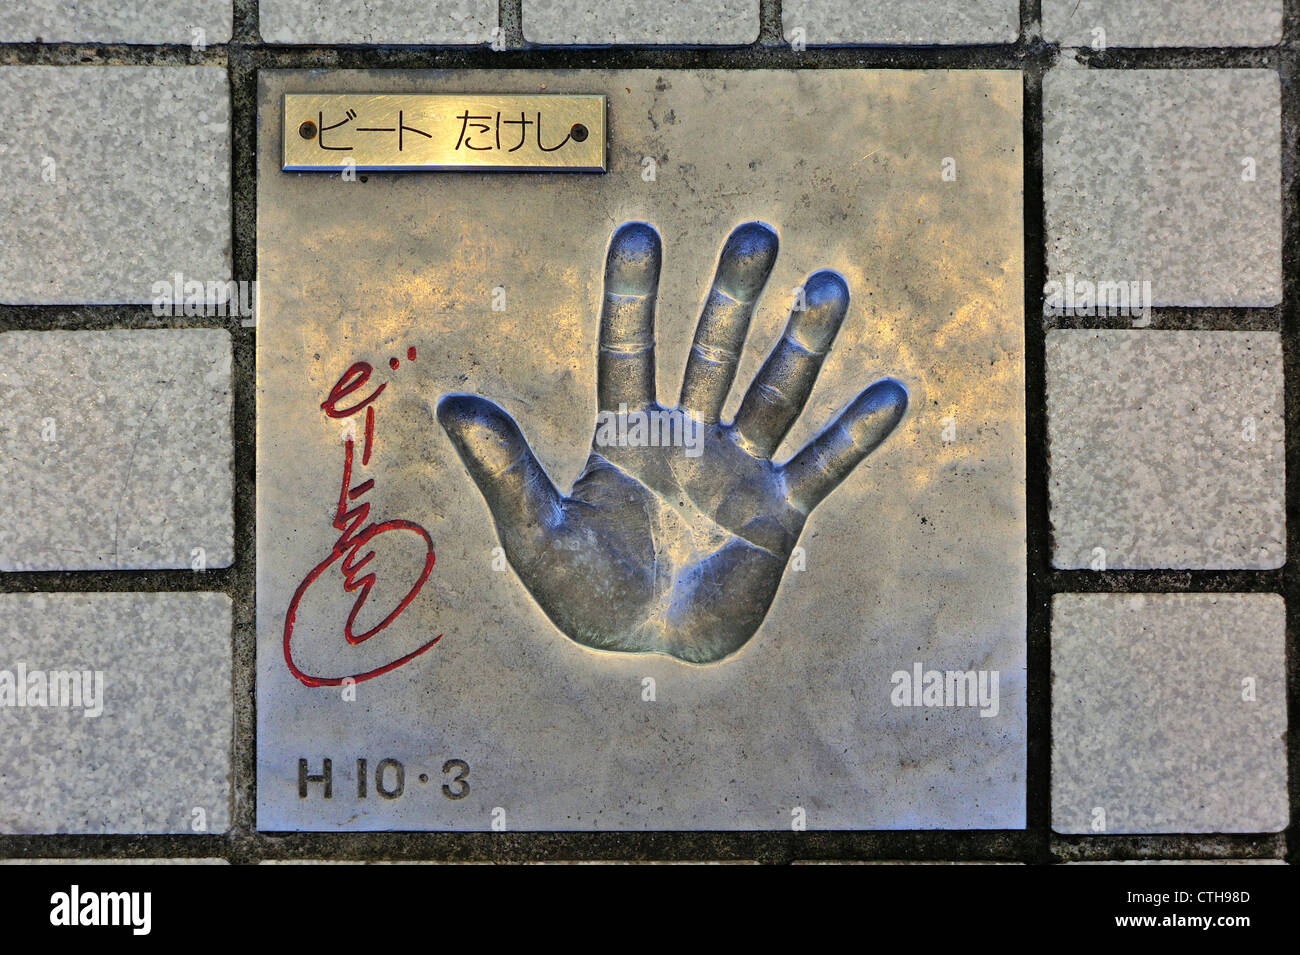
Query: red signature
283,350,440,687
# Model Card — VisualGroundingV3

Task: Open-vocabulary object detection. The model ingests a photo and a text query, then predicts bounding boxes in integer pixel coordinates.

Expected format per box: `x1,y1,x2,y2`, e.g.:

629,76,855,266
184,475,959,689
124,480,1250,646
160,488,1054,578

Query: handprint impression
437,222,907,664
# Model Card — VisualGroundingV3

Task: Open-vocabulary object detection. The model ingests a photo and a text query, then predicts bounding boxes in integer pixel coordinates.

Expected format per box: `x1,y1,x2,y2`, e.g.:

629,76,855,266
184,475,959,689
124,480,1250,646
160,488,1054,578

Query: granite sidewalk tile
0,592,233,834
1046,330,1284,570
1043,0,1282,48
524,1,759,44
1052,593,1287,834
0,66,231,305
260,0,496,44
0,329,234,572
0,1,231,44
783,0,1018,45
1044,68,1281,307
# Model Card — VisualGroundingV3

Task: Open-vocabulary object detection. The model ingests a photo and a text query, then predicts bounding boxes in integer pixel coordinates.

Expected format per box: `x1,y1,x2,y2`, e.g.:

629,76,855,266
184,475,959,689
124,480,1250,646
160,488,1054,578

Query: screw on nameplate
282,93,608,173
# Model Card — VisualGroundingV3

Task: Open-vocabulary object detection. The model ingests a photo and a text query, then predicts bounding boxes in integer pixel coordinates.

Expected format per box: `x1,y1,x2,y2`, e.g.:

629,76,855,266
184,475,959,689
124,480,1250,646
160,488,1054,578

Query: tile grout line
1019,0,1054,865
1276,0,1299,867
3,304,1284,335
758,0,784,46
499,0,524,48
225,0,261,863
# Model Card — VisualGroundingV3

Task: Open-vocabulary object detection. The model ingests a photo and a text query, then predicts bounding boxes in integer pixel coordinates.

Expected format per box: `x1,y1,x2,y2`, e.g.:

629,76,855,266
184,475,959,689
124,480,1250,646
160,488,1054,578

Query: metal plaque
282,93,606,172
257,69,1026,831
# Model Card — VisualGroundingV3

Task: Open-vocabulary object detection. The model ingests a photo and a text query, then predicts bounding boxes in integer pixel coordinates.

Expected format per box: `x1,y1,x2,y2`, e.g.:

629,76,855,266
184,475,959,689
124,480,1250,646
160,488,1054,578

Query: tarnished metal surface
283,93,606,171
439,220,908,664
257,69,1025,831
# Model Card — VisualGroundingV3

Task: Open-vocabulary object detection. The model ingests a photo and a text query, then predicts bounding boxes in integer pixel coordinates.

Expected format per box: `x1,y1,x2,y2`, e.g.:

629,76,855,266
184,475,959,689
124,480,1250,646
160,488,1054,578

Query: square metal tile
256,69,1025,830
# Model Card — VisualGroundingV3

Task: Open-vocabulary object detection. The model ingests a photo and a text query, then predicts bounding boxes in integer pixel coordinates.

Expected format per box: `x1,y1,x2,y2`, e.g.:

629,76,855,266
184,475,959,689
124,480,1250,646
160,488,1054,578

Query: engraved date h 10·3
298,757,470,801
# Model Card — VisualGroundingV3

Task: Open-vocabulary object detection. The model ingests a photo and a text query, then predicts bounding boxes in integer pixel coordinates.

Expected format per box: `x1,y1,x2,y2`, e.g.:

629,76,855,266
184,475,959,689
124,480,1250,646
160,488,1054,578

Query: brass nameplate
282,93,607,172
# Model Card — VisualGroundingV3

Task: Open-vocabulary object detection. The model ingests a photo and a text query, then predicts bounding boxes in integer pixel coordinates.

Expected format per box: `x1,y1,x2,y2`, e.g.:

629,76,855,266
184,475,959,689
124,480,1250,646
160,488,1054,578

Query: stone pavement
0,1,1292,863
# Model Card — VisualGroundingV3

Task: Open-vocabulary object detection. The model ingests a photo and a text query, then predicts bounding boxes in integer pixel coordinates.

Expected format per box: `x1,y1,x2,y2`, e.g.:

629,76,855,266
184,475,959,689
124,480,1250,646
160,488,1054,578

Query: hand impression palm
438,222,907,663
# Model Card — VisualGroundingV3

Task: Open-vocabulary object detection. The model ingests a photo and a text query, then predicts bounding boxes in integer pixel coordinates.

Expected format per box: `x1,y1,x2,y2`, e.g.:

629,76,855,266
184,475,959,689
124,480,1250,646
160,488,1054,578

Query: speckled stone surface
1043,68,1281,307
1052,593,1288,834
261,1,496,44
1,858,228,864
258,860,510,864
524,1,758,44
782,0,1018,44
1043,1,1282,48
1046,330,1284,570
0,66,231,305
0,1,231,43
0,593,232,834
0,330,234,571
1068,860,1286,865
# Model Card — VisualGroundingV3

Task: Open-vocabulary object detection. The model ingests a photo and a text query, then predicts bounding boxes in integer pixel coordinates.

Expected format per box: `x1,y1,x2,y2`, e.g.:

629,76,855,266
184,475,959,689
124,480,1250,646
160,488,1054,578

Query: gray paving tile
1044,68,1281,307
1052,593,1287,834
1,858,229,864
1068,860,1286,865
260,860,497,864
795,860,1021,865
0,329,234,571
1047,330,1284,570
1043,0,1282,48
783,0,1019,44
524,1,759,44
0,592,232,834
261,0,496,44
0,1,230,43
0,66,231,305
